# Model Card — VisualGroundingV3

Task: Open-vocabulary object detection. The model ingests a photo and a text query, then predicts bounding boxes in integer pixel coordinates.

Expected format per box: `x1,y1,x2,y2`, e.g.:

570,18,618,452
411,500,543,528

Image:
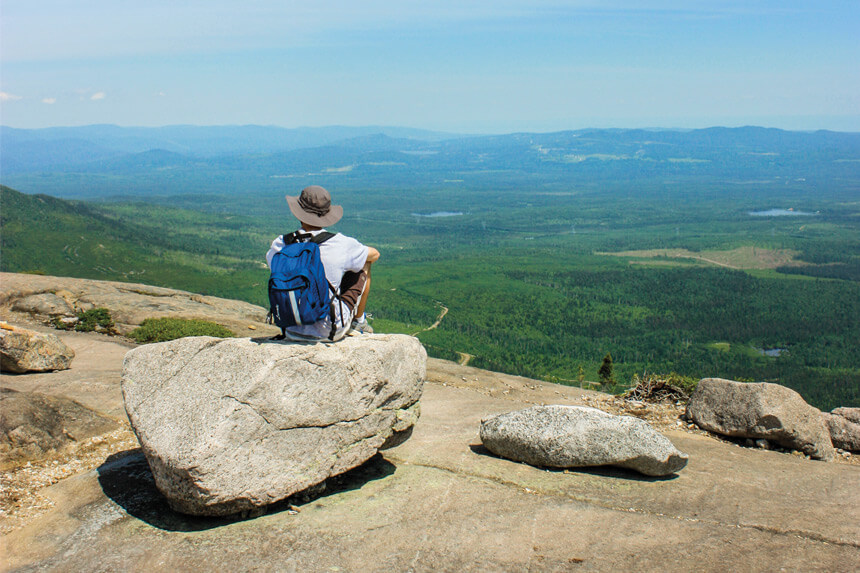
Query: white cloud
91,91,106,100
0,91,23,101
42,97,57,104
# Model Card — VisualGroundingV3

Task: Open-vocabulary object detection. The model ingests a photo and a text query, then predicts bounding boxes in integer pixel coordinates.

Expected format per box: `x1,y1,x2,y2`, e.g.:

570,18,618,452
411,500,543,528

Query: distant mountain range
0,125,455,173
2,125,859,199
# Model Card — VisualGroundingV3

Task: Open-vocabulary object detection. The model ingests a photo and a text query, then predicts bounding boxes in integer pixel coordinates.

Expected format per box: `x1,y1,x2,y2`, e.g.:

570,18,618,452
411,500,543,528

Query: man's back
266,185,379,341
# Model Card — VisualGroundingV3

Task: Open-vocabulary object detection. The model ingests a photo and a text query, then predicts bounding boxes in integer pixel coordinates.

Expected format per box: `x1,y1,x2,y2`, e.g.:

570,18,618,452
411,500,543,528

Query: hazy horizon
2,122,859,137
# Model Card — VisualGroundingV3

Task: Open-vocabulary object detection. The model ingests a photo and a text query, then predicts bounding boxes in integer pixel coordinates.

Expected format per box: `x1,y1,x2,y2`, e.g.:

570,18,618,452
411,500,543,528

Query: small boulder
822,412,860,452
479,405,688,477
0,324,75,373
831,407,860,425
686,378,835,461
122,334,426,516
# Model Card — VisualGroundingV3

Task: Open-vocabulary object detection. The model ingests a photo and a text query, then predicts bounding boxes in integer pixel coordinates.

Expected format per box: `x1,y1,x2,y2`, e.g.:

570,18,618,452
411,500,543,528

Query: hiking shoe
351,316,373,334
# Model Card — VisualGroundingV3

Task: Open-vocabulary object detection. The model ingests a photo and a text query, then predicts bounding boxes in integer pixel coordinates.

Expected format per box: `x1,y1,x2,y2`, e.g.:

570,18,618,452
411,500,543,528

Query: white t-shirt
266,229,369,339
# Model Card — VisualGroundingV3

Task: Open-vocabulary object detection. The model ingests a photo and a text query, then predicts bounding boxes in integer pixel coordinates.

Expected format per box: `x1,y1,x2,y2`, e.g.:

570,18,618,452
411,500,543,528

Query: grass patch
129,317,235,343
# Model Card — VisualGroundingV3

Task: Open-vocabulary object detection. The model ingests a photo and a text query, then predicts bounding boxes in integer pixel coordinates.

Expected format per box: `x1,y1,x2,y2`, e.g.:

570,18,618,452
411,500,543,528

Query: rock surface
822,412,860,452
0,272,278,336
0,388,119,469
832,406,860,425
480,405,688,476
0,324,76,373
686,378,835,461
11,293,76,317
2,333,858,572
121,334,426,516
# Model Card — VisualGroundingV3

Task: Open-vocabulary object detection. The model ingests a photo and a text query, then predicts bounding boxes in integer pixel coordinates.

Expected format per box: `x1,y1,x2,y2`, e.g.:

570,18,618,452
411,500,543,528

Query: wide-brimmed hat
286,185,343,227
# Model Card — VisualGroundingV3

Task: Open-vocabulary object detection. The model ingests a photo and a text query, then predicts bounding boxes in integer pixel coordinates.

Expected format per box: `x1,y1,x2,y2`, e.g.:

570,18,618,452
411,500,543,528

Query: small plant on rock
52,307,115,334
129,317,234,344
75,308,115,333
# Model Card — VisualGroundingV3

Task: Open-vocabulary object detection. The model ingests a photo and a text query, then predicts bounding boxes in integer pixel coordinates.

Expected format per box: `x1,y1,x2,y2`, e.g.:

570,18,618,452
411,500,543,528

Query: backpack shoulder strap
283,231,311,245
311,231,336,245
283,231,335,245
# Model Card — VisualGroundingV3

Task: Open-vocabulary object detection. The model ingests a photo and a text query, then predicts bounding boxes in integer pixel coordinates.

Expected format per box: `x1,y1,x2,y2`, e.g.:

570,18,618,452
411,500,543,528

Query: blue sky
1,1,858,132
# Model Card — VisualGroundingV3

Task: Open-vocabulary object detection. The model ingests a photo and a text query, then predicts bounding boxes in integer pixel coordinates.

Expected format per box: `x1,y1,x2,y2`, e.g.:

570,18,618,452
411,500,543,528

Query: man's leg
337,269,368,321
354,260,373,319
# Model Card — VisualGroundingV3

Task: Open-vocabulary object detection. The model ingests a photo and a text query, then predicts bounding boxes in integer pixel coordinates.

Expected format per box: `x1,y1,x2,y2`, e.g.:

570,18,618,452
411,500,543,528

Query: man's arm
353,246,379,320
365,247,380,266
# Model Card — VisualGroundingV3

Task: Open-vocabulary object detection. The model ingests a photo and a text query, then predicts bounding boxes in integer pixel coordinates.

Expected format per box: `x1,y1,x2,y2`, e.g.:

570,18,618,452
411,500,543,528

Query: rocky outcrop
11,293,76,317
0,388,119,468
122,334,426,516
686,378,835,461
0,323,75,373
480,405,688,476
822,411,860,452
0,272,277,336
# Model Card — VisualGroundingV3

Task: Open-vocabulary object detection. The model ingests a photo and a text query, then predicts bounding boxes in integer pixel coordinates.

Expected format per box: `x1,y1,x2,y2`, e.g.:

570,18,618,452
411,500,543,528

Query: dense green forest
3,178,858,410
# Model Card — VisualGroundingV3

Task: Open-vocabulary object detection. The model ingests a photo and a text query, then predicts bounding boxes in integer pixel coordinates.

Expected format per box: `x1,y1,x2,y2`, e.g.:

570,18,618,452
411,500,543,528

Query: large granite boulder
0,388,119,469
479,405,688,477
686,378,835,461
122,334,426,516
0,324,75,373
822,411,860,452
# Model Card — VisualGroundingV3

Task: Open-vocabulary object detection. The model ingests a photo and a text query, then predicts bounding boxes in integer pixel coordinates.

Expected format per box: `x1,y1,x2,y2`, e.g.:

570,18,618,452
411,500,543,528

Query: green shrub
76,308,115,332
129,317,235,343
52,307,115,333
598,352,615,386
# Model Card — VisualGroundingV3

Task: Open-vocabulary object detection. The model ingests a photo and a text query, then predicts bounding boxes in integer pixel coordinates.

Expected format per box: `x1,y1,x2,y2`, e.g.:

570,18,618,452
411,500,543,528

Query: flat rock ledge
122,334,426,516
0,388,119,468
686,378,835,461
480,405,689,477
0,323,75,373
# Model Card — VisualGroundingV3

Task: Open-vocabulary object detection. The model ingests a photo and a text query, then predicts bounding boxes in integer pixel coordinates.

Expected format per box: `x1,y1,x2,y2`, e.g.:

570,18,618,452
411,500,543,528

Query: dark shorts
338,270,367,312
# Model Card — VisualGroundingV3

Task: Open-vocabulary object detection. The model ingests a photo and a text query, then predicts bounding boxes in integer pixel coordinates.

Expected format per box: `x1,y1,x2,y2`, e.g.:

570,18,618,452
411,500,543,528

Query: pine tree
598,353,614,386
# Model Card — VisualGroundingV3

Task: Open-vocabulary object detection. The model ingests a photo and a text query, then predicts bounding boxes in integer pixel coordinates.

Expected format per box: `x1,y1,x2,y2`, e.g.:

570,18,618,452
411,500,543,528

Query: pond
748,209,815,217
412,211,464,218
757,348,786,357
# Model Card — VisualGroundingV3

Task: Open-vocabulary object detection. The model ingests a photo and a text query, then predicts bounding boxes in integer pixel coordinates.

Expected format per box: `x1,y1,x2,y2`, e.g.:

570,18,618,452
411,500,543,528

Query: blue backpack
267,231,336,335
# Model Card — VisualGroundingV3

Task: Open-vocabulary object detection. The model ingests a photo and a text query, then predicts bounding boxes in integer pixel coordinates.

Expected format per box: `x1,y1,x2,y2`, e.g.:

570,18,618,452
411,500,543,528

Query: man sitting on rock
266,185,379,341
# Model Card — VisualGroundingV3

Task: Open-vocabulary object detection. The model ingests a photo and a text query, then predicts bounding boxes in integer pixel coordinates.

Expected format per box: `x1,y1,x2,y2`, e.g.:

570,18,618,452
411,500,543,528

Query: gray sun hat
286,185,344,227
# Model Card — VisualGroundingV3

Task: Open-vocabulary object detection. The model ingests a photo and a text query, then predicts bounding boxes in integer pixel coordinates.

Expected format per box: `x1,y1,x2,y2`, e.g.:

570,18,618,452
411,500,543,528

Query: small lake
757,348,786,357
412,211,464,218
748,209,815,217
